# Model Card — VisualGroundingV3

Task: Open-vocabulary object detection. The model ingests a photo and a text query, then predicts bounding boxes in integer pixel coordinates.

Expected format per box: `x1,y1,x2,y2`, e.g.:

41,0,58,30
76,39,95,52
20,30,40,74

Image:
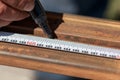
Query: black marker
30,0,55,39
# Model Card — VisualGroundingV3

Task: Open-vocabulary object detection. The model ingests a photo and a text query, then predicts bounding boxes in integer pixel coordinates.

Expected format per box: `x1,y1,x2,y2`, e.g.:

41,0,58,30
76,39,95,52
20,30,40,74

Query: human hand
0,0,34,27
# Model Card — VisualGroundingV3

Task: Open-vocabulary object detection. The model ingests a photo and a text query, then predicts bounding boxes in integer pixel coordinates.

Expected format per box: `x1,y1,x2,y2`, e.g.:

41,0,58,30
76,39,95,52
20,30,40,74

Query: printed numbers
10,40,17,43
100,53,107,57
37,44,44,47
109,55,116,58
82,50,88,54
55,46,62,50
19,41,26,44
26,41,37,46
64,48,71,51
91,52,98,55
2,38,9,41
73,49,79,52
46,45,53,48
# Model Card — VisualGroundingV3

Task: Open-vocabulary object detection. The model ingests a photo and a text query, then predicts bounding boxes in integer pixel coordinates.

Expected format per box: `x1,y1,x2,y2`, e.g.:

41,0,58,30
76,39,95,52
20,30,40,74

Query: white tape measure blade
0,31,120,59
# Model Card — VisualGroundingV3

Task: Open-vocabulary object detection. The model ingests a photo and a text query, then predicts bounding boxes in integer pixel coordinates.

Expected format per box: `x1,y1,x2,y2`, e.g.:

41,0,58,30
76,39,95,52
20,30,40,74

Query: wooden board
0,12,120,80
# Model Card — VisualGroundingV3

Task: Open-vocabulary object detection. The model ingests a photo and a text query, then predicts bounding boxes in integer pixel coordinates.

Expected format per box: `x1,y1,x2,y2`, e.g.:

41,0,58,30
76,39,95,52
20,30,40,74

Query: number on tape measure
0,31,120,59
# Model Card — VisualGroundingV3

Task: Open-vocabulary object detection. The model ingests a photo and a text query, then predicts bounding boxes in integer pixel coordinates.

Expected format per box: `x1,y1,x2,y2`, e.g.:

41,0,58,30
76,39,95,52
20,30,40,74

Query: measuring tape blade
0,31,120,59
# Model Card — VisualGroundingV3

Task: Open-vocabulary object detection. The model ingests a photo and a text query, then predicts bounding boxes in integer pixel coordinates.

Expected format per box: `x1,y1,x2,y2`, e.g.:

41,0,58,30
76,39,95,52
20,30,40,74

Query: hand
0,0,34,27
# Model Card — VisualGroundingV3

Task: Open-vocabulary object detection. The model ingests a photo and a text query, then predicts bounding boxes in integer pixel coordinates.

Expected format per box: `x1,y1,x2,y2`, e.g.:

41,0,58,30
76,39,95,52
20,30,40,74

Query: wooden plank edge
0,52,120,80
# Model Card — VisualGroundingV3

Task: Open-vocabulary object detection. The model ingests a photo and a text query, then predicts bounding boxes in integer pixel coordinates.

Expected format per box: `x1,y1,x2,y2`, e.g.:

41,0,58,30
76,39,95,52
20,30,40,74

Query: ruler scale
0,31,120,59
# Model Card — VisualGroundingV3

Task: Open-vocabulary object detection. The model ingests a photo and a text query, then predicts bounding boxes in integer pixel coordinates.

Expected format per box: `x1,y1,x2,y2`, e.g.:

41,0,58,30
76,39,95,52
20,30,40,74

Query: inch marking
0,31,120,59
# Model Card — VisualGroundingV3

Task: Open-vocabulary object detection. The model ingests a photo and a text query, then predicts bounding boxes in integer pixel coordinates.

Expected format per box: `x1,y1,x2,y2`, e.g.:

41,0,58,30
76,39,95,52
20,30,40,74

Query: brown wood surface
0,12,120,80
2,12,120,49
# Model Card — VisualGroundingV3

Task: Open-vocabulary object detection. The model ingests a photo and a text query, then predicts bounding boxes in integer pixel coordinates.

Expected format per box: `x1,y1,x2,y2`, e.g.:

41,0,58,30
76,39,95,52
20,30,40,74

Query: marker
30,0,55,39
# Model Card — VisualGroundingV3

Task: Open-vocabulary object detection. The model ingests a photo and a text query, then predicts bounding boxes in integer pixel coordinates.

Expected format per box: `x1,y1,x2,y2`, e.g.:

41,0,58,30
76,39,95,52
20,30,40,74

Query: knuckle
3,22,11,26
1,0,34,11
6,21,11,25
0,1,7,17
14,12,29,21
0,21,11,27
3,0,18,7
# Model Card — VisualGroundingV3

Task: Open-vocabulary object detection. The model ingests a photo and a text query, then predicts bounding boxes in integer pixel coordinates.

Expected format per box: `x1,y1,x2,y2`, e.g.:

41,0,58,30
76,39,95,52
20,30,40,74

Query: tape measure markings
0,31,120,59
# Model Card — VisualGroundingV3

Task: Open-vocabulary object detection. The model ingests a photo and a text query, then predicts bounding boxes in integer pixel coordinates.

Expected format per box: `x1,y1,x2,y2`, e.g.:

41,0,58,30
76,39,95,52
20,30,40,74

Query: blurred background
0,0,120,80
40,0,120,20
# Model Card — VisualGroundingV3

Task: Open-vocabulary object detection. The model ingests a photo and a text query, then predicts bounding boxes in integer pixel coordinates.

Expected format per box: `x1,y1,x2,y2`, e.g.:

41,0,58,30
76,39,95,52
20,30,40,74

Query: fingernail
24,1,35,11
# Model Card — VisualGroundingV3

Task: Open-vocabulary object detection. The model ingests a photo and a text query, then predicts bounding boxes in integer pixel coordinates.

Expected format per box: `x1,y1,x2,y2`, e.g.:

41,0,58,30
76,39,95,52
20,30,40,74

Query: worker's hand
0,0,34,27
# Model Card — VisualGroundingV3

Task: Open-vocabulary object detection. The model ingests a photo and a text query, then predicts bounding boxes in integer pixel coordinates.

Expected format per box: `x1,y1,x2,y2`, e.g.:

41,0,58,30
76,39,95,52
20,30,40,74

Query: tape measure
0,31,120,59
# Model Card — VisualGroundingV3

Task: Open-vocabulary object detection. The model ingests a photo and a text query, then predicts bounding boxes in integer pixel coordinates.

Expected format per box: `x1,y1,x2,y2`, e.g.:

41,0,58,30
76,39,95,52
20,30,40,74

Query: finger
0,1,29,21
0,19,11,27
1,0,34,11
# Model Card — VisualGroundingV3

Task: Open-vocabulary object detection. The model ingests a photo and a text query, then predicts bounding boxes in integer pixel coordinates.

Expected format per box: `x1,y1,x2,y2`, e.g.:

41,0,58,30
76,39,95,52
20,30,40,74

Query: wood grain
0,43,120,80
2,12,120,49
0,12,120,80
